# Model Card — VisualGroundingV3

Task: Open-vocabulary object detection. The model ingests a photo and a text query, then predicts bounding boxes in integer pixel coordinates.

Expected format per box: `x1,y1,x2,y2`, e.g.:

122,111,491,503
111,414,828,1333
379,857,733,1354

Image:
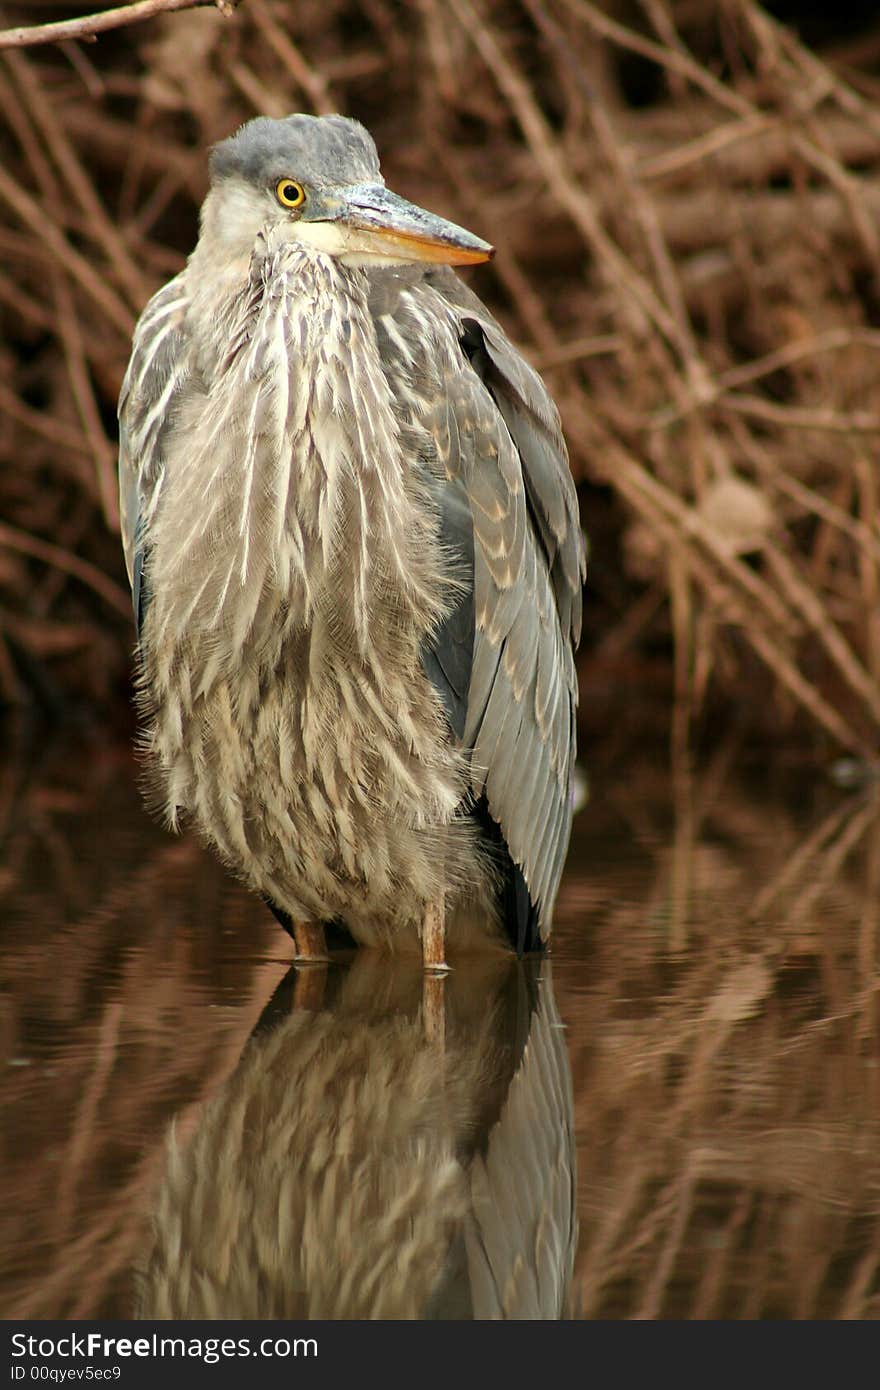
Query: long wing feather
385,267,586,941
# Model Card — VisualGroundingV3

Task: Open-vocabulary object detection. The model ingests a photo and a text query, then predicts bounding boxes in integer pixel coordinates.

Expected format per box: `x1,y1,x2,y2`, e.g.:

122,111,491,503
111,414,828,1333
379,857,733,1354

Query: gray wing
117,273,192,633
391,268,585,936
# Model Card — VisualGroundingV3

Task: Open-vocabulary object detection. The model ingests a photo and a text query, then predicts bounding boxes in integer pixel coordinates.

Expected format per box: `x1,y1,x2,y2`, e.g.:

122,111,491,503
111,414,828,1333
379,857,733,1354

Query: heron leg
422,897,449,1046
292,920,330,963
422,898,448,974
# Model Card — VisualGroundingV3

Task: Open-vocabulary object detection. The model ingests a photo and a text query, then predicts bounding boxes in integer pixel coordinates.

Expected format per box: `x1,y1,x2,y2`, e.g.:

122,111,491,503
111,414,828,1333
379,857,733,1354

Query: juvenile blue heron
118,114,585,969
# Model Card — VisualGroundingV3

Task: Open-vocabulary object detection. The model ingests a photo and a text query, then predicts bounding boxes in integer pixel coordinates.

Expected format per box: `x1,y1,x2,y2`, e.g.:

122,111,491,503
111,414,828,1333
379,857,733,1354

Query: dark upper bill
331,184,494,266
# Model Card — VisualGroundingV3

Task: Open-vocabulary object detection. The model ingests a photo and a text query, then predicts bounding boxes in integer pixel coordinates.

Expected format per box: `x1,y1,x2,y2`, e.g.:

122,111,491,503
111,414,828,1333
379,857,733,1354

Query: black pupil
283,183,299,202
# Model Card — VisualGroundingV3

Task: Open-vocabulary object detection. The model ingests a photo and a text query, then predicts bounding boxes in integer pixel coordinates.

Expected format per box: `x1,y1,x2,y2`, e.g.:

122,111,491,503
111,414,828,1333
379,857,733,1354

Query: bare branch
0,523,131,617
0,0,240,52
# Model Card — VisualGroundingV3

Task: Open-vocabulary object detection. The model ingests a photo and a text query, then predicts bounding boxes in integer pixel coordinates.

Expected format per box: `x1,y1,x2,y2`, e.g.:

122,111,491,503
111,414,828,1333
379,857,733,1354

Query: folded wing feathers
408,278,585,931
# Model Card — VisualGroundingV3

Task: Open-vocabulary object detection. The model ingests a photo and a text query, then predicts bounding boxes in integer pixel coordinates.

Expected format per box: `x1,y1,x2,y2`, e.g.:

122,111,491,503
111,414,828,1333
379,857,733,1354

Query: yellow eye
275,178,306,209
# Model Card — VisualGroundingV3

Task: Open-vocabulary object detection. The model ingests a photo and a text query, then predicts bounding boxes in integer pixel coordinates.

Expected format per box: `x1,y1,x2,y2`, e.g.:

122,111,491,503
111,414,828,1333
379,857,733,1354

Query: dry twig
0,0,240,52
1,0,879,746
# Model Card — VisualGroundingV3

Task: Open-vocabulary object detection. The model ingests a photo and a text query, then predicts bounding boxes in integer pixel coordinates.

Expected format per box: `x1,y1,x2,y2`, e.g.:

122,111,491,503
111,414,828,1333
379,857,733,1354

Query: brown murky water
1,723,879,1319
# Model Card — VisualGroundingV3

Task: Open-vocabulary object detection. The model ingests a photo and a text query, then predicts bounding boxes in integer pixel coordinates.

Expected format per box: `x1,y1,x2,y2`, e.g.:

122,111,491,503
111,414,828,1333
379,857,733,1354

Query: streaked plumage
118,113,585,958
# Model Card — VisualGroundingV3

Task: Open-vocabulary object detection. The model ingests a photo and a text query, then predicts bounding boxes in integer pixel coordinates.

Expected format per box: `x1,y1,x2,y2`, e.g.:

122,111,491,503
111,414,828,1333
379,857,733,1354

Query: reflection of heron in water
137,955,577,1319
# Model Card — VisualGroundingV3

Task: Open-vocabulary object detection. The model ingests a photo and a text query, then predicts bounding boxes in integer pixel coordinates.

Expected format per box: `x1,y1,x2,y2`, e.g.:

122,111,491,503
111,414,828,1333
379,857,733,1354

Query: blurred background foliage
1,0,880,757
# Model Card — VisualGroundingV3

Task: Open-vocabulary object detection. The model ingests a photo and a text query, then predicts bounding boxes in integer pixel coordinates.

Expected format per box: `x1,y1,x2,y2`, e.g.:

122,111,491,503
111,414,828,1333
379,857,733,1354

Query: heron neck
145,237,448,693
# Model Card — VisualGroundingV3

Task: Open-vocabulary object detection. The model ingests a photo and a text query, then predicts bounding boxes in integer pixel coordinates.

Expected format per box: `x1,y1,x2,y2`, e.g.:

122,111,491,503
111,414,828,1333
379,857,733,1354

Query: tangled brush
1,0,879,753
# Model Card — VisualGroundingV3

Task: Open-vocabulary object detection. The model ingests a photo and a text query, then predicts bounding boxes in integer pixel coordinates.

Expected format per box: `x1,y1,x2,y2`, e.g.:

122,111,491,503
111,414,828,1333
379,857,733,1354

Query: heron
118,114,585,972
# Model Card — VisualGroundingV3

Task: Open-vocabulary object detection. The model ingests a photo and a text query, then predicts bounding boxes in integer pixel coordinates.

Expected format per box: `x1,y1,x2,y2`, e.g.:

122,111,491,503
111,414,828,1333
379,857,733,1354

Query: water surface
1,726,878,1318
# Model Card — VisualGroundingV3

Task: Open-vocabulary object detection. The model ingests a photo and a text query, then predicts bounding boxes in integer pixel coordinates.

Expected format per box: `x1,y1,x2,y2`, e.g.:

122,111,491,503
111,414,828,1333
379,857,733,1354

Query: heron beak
331,184,494,266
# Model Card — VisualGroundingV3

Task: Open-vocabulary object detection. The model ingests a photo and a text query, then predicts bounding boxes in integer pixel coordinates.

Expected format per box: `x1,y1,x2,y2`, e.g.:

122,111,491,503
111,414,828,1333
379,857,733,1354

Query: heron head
205,113,494,269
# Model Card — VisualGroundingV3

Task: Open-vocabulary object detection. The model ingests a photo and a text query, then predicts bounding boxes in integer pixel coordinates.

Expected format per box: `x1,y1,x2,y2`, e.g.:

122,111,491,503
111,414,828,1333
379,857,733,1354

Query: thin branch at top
0,0,240,51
